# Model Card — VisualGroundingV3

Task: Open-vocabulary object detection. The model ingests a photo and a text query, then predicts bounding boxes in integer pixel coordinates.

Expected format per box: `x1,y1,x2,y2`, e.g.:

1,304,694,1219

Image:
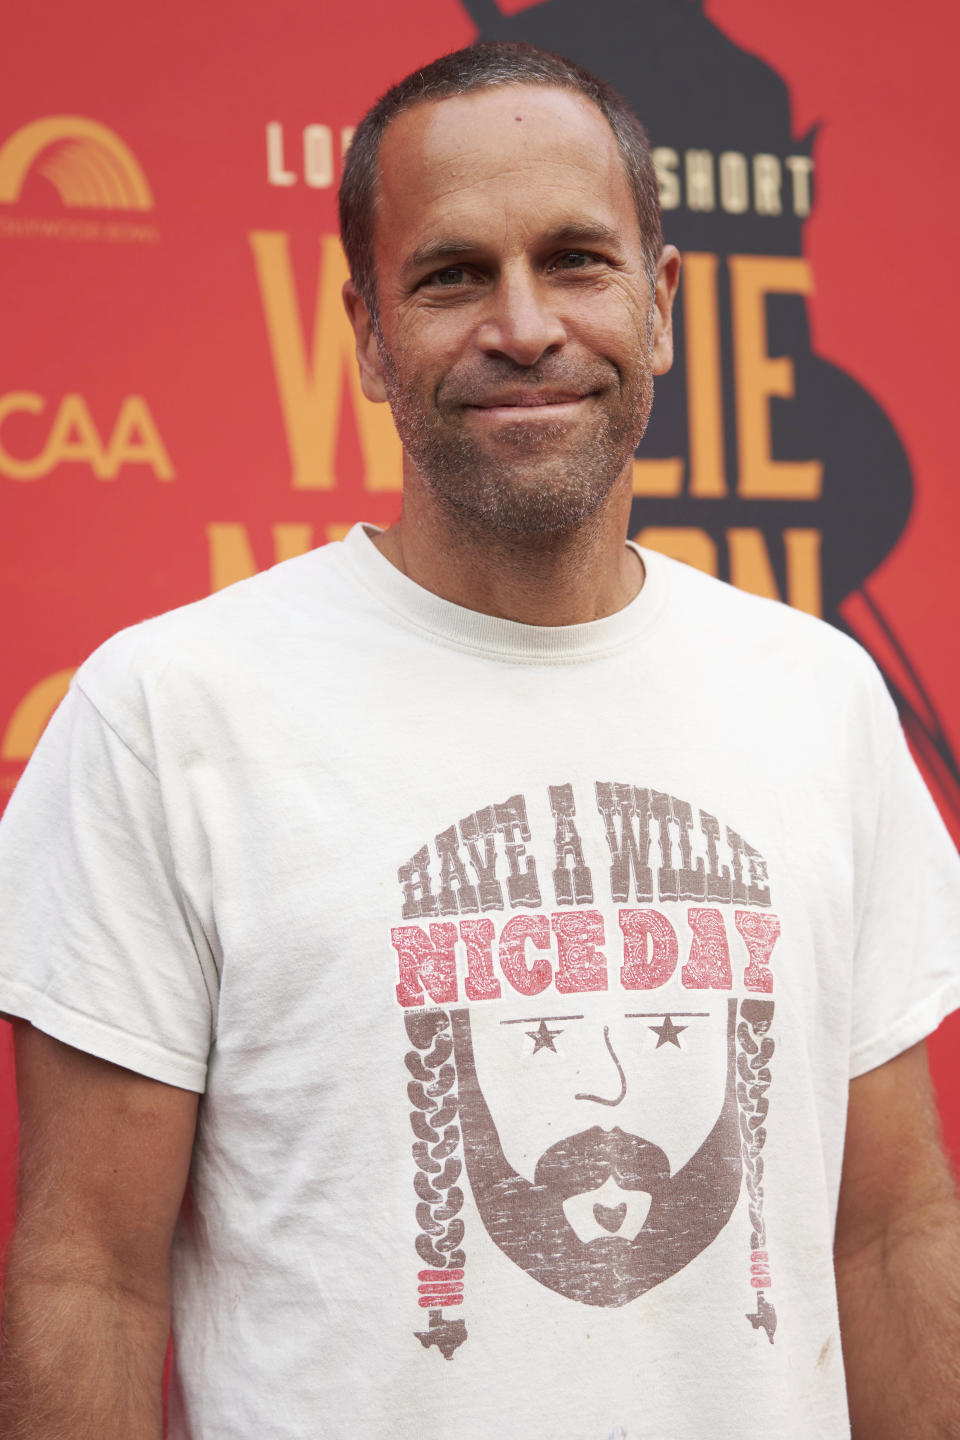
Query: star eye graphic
526,1018,564,1053
625,1011,708,1049
648,1014,687,1048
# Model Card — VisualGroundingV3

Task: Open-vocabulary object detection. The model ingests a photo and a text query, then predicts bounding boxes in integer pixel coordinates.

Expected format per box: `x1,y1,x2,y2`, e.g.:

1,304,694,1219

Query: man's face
346,85,678,537
449,996,742,1307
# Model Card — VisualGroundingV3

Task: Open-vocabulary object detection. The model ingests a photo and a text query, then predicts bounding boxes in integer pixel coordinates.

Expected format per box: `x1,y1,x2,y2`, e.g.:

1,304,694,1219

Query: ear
342,279,388,404
650,244,682,376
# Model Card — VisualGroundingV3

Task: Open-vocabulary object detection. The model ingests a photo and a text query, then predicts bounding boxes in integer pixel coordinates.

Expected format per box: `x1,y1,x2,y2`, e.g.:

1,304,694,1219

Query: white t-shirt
1,525,958,1440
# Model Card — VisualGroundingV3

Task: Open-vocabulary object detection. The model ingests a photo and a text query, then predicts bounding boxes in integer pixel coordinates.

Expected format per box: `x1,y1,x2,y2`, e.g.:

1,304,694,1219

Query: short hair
339,40,663,316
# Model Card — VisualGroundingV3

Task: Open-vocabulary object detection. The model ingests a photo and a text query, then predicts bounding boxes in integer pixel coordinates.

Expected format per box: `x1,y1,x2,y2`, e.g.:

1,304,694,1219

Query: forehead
373,84,638,259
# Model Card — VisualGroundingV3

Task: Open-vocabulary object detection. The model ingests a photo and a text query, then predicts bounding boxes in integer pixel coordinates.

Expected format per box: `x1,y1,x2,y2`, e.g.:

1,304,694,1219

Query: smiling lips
466,390,592,415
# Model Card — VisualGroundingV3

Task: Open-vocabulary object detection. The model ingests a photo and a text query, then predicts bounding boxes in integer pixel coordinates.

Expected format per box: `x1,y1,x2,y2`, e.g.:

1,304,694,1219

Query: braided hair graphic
405,1009,469,1360
737,999,778,1343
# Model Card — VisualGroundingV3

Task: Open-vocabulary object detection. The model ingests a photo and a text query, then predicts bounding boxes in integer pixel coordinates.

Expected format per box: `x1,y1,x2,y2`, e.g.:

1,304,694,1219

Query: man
1,40,959,1440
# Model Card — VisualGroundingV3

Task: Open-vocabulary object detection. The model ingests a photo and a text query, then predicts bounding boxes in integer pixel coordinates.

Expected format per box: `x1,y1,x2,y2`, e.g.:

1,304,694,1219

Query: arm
835,1038,960,1439
0,1022,198,1440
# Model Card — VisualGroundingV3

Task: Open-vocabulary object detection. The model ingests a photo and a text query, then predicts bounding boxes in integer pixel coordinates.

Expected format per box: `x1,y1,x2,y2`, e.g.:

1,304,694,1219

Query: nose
575,1026,627,1107
476,266,566,367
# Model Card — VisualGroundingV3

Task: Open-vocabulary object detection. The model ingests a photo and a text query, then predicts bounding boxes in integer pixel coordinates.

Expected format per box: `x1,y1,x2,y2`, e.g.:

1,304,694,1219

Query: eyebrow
541,221,624,251
403,222,625,279
404,238,480,275
500,1015,585,1024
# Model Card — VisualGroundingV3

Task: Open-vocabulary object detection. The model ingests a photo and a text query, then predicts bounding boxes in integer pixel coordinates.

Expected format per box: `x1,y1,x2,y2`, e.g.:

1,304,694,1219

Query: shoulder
639,548,898,749
644,547,880,673
83,541,358,672
72,542,358,757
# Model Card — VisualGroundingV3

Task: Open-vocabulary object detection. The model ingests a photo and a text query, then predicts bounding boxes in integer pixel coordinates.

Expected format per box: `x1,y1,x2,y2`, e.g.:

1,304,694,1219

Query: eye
425,265,471,287
648,1015,686,1049
625,1010,707,1046
551,250,600,272
526,1019,563,1054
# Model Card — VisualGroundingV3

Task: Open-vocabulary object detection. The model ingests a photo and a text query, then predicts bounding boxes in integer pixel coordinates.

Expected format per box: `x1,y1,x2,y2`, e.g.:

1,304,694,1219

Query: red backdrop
2,0,959,1256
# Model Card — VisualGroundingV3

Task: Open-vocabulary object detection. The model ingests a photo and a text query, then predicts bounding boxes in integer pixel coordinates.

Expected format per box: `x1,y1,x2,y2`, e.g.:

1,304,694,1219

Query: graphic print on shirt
390,782,779,1359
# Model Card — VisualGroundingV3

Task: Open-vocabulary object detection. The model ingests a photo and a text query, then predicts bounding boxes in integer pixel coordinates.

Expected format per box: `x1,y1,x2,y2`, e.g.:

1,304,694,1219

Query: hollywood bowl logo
0,116,157,241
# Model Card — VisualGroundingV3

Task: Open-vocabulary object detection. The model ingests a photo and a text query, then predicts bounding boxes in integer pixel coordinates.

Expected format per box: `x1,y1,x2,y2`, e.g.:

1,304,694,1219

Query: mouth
469,388,590,407
464,391,593,421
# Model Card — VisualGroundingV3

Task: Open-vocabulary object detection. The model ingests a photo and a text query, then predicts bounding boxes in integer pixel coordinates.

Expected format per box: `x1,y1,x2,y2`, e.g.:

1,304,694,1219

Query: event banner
1,0,958,1250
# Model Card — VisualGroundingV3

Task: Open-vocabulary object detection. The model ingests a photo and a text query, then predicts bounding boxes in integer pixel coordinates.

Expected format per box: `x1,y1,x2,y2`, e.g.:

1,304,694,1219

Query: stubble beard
377,333,656,542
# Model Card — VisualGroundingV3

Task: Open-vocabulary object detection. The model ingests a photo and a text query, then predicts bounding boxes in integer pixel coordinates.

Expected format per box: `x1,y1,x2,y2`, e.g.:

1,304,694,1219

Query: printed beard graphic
449,997,742,1306
397,783,782,1357
459,0,960,824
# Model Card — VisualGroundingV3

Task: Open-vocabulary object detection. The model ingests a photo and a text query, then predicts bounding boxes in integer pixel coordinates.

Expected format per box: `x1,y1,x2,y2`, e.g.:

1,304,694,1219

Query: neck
372,460,643,627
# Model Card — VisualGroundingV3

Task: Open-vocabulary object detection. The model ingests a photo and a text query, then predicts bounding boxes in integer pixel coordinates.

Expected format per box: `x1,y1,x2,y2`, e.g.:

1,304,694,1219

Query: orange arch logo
0,117,153,210
1,669,75,763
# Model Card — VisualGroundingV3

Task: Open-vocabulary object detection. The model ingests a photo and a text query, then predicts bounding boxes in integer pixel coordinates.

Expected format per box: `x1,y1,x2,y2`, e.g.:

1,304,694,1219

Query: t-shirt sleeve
0,678,216,1091
849,685,960,1078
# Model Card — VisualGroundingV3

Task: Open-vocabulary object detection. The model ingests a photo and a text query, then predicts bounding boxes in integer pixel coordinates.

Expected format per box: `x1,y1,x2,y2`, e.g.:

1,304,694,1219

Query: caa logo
0,116,153,210
0,394,173,481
